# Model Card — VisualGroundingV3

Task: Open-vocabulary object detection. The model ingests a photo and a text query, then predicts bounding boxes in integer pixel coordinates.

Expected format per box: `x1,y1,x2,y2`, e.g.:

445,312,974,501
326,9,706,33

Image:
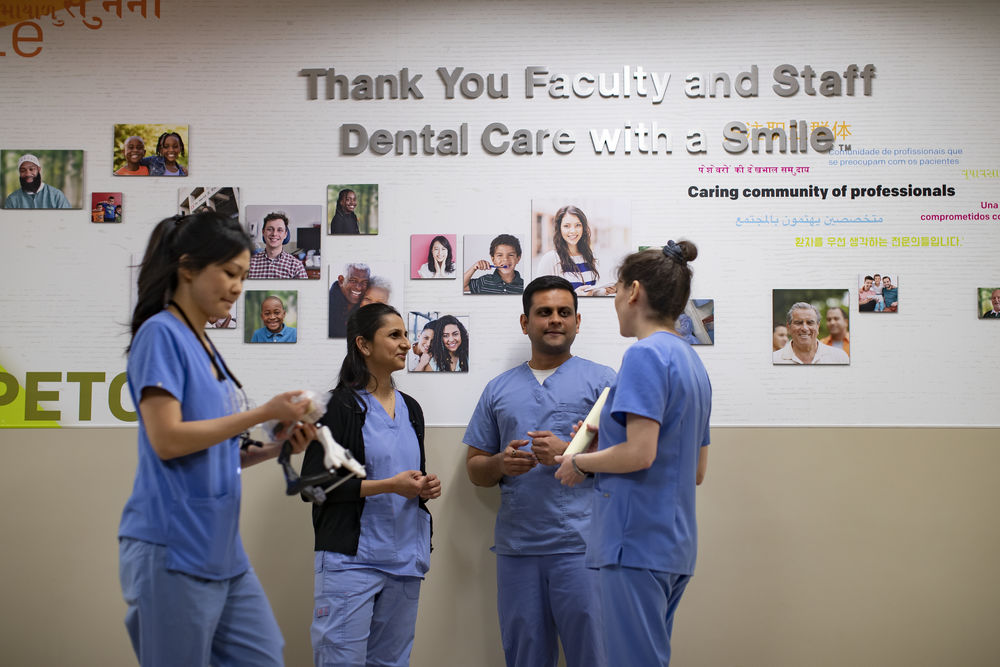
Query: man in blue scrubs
464,276,616,667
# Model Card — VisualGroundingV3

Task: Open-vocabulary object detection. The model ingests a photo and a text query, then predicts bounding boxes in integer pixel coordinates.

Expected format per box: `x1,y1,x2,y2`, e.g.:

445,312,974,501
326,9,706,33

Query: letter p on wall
0,366,136,428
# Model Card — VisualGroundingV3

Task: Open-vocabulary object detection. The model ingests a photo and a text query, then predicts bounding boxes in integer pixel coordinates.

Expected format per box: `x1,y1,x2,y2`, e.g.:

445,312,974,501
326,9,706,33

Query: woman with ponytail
119,211,315,666
303,303,442,666
555,240,713,666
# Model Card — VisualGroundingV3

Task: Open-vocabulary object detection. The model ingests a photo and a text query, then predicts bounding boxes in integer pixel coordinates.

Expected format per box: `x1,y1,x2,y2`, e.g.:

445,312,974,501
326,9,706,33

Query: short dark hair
522,275,577,316
864,275,874,281
489,233,521,258
263,212,288,228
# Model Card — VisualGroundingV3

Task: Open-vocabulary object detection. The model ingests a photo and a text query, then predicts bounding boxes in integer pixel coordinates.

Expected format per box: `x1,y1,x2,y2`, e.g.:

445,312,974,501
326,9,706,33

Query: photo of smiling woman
301,303,441,666
407,312,470,372
244,290,298,343
411,234,457,279
327,184,379,234
532,197,632,297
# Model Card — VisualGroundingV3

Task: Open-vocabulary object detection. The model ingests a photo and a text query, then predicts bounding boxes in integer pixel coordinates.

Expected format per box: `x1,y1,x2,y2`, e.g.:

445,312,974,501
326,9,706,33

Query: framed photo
531,197,631,296
406,311,470,372
178,186,240,220
411,234,458,279
2,150,84,209
244,290,298,343
463,233,527,295
327,261,404,338
327,184,378,234
113,124,188,176
91,192,122,223
246,205,323,280
772,289,850,365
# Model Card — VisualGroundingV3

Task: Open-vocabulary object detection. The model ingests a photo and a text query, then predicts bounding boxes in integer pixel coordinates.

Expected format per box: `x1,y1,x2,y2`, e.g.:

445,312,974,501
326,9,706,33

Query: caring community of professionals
118,215,712,667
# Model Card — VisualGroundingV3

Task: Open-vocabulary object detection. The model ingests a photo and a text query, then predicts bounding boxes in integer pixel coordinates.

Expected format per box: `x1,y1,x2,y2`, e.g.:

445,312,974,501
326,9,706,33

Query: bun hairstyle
617,240,698,321
129,211,253,348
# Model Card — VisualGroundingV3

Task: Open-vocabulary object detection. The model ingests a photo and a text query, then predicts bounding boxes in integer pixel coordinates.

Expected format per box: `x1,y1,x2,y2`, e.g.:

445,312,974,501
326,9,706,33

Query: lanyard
168,300,243,389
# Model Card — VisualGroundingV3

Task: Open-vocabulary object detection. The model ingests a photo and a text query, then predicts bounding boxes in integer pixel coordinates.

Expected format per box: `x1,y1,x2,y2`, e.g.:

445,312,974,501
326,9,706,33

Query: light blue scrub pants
118,537,284,667
312,564,422,667
496,553,606,667
597,565,691,667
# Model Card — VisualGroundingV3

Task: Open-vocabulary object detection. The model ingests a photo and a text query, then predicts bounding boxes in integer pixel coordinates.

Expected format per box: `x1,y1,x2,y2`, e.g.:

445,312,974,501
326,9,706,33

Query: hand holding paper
562,387,610,457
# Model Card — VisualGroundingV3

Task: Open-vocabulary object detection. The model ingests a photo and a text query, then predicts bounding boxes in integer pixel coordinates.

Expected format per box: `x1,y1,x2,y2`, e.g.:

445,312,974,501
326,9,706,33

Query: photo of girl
532,198,632,297
112,124,189,176
327,184,378,234
411,234,457,279
406,312,470,372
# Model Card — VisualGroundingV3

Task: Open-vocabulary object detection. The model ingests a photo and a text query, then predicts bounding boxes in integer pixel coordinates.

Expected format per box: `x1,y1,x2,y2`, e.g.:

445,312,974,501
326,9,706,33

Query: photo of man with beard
3,154,72,209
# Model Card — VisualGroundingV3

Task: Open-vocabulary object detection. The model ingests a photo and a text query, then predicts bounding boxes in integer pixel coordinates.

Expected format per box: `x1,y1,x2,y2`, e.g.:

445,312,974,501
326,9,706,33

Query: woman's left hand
286,422,318,454
420,473,442,500
554,454,586,487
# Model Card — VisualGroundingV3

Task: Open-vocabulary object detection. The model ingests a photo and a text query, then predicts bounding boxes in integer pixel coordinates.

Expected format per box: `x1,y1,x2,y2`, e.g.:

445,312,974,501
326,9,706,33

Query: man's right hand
499,439,536,476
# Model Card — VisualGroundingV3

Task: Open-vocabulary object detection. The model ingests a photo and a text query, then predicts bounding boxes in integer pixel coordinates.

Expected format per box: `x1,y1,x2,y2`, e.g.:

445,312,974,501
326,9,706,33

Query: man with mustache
464,276,616,667
328,262,370,338
4,154,71,209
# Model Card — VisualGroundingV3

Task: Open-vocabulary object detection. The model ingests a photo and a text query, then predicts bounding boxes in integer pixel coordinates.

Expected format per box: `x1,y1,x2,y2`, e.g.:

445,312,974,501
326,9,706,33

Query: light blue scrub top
250,325,297,343
323,391,430,577
587,331,712,576
464,356,617,555
118,311,249,580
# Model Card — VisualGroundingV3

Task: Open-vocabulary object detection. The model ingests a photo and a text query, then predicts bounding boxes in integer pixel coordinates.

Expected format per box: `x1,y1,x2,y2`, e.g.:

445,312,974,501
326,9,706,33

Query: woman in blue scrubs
303,303,442,666
555,241,712,666
119,211,316,666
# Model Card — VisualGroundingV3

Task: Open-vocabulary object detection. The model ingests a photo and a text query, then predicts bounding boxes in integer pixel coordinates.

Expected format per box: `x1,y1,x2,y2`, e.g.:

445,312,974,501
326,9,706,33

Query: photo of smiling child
112,124,188,176
114,137,149,175
463,233,526,295
244,290,298,343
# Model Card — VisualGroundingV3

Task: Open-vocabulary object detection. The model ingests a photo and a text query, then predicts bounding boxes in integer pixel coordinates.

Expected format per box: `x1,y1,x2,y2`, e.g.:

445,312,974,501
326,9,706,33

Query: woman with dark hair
555,240,712,666
118,211,315,666
421,314,469,372
417,235,455,278
303,303,442,666
536,205,609,296
329,188,360,234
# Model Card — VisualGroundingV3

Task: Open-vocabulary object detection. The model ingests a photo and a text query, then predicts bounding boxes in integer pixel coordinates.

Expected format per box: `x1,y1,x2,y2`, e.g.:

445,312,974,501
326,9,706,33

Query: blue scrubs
118,311,282,665
588,331,711,666
313,390,430,667
464,356,616,667
250,325,297,343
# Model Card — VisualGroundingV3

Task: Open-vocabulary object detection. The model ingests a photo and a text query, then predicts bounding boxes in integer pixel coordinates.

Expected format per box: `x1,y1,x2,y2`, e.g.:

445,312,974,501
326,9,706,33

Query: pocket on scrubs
403,578,422,601
355,500,398,563
554,405,590,441
165,491,240,578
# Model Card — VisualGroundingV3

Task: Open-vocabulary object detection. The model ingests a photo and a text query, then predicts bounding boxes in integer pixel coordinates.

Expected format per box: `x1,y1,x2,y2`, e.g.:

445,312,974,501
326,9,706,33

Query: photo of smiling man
245,290,298,343
771,289,850,365
463,233,527,295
